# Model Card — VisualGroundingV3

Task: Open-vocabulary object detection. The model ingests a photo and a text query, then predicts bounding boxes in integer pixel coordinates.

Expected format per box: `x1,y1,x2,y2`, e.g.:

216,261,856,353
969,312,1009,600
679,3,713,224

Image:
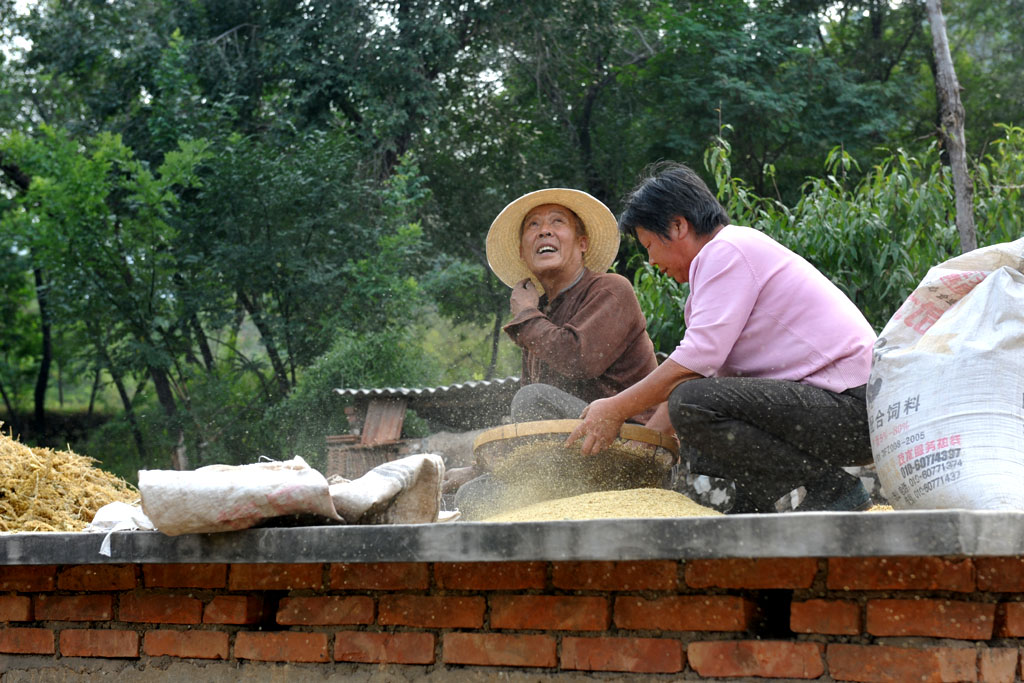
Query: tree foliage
0,0,1021,473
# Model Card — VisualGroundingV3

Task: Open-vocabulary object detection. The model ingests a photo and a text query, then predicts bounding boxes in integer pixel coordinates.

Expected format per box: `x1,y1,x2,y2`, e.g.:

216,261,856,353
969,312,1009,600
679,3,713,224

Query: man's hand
566,397,628,456
510,278,540,316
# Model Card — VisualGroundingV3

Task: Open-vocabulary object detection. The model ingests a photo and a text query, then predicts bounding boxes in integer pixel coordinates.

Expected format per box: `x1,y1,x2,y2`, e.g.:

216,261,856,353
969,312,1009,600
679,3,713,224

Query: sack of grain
868,237,1024,509
329,453,444,524
139,456,341,535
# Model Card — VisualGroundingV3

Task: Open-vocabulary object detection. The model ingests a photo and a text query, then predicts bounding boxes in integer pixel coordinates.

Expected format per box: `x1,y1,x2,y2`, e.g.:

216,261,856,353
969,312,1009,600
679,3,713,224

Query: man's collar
543,267,589,311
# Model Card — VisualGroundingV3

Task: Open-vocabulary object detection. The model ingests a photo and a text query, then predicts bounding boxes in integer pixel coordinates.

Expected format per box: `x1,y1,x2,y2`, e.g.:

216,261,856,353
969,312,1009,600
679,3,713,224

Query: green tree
0,125,208,464
944,0,1024,156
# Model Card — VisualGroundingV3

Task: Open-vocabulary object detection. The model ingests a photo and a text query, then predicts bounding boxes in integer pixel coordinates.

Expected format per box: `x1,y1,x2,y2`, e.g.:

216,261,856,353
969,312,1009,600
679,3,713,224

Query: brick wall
1,557,1022,680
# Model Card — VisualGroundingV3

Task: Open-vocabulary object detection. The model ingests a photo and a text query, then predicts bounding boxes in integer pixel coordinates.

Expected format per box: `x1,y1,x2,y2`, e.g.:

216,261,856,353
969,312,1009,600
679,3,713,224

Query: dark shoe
797,472,872,512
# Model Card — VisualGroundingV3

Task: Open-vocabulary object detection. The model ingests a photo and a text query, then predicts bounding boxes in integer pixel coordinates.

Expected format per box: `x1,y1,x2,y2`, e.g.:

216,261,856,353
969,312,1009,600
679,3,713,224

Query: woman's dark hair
617,161,729,239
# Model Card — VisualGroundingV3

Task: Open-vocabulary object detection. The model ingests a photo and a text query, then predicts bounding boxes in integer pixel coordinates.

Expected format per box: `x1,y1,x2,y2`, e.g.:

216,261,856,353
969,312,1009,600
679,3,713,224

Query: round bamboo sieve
472,419,679,498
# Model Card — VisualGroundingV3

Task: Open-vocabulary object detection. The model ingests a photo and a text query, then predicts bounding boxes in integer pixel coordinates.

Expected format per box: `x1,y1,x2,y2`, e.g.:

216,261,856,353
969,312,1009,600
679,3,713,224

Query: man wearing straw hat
447,188,659,516
485,188,658,422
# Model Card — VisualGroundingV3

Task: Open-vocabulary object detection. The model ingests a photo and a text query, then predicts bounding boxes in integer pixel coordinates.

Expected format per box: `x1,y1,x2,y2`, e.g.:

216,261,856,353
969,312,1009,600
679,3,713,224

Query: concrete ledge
3,510,1023,564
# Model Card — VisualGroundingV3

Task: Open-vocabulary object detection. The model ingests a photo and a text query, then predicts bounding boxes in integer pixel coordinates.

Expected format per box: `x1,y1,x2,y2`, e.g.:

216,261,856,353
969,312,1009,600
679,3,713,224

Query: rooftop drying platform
3,509,1022,565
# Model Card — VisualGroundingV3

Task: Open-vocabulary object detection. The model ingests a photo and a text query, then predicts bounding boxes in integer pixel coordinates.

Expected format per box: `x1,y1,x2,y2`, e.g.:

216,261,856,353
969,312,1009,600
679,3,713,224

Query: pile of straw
0,430,137,533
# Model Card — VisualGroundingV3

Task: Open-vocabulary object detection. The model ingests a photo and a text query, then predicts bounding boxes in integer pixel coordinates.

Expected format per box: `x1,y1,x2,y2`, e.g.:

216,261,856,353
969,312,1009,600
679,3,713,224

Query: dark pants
668,377,872,513
510,383,587,422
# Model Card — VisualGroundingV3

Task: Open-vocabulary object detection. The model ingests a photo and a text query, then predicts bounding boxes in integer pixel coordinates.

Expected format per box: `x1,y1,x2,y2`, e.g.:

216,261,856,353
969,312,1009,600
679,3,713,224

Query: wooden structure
325,399,409,479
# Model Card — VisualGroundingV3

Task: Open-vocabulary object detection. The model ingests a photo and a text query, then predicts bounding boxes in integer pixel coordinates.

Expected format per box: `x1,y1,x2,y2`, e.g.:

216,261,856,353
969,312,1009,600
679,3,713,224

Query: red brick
330,562,429,590
443,632,556,668
791,599,861,635
57,564,137,591
379,595,484,628
685,558,818,589
34,594,113,621
143,630,229,660
0,565,56,592
234,631,329,662
828,557,974,592
614,595,757,632
120,593,203,624
689,640,824,679
490,595,609,631
561,636,683,673
335,631,435,664
435,561,546,590
552,561,678,591
228,563,322,590
827,644,977,682
867,599,995,639
143,564,227,589
997,602,1024,637
0,595,32,622
0,627,54,654
979,648,1018,683
977,558,1024,592
277,596,373,625
203,595,264,624
60,629,139,658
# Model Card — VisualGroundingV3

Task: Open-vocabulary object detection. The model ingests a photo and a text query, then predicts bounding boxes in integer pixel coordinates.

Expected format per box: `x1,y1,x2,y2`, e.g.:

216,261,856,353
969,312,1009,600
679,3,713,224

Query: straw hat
485,188,620,294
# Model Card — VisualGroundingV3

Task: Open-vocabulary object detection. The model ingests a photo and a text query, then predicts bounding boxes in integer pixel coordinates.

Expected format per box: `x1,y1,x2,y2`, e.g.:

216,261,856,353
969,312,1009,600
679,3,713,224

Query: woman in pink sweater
569,162,877,513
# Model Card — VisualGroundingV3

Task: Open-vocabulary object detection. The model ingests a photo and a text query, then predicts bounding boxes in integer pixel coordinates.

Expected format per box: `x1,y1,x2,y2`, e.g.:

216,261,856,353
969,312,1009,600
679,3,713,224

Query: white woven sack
329,453,444,524
139,456,341,535
868,237,1024,509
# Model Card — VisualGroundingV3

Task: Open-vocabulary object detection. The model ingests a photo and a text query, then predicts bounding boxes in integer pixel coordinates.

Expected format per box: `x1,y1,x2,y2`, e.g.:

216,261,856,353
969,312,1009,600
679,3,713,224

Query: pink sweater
668,225,876,393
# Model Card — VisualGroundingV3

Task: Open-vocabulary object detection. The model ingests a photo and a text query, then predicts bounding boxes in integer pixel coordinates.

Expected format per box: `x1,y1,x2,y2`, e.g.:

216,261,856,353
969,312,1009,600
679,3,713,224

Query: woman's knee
669,378,714,413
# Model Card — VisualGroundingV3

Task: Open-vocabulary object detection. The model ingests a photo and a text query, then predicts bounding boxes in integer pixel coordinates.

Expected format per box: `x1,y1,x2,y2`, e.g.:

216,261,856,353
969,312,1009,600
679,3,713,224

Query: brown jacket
504,269,658,422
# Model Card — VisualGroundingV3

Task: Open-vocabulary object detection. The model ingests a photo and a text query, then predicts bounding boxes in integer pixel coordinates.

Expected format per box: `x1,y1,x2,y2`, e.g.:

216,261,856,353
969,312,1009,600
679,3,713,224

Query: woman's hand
566,397,628,456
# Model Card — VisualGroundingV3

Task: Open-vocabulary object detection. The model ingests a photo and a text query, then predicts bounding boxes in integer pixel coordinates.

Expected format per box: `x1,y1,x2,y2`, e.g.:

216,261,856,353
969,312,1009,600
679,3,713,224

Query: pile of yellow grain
485,436,672,505
0,430,138,533
485,487,722,522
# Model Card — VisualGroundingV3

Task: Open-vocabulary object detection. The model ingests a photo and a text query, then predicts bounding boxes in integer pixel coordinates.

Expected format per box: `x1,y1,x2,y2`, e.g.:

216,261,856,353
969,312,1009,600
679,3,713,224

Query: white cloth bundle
330,453,445,524
138,456,341,536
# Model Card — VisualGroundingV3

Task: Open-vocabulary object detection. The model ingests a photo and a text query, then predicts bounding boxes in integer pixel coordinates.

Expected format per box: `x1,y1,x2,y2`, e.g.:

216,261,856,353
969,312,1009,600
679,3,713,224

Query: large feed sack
868,237,1024,509
139,456,342,535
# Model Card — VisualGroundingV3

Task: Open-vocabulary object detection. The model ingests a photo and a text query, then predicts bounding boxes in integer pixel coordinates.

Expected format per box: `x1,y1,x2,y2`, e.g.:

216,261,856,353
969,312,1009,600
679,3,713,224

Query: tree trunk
111,367,147,462
926,0,977,253
236,290,291,397
32,267,52,437
94,339,148,462
191,315,215,371
0,378,24,437
150,365,188,470
87,366,101,417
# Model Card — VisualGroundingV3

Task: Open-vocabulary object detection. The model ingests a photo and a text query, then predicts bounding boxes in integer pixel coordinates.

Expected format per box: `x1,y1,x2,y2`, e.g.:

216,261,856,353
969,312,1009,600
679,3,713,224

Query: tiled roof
332,376,520,399
333,377,520,430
